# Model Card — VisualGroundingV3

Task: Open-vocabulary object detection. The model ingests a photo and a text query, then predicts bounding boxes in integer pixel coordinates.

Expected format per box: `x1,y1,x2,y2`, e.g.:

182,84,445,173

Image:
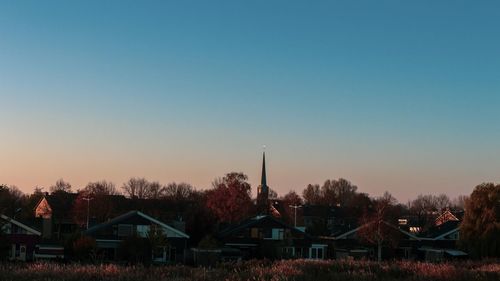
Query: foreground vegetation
0,259,499,281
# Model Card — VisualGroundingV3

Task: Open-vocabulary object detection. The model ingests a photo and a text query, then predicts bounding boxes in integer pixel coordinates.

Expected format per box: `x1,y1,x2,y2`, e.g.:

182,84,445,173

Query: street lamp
82,197,93,229
289,204,302,228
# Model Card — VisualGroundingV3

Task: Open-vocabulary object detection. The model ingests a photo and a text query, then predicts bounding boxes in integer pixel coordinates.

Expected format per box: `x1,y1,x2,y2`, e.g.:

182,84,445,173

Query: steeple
257,150,269,213
261,151,267,187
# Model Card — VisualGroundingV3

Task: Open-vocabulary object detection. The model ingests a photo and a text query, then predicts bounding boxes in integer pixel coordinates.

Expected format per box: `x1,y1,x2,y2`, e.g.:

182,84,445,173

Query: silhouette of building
256,152,269,214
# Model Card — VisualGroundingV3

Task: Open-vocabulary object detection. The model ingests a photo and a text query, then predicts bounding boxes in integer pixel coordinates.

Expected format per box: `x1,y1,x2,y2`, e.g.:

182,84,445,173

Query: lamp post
83,197,93,229
289,204,302,227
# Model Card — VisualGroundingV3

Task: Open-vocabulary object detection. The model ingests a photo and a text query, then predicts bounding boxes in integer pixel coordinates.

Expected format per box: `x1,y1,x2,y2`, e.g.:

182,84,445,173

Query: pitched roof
85,210,189,238
1,214,42,236
218,215,311,239
419,220,460,239
35,192,78,217
333,220,420,240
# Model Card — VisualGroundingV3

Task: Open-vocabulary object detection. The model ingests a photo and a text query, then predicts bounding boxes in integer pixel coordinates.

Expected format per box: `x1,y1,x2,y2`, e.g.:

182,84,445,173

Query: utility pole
83,197,93,229
289,204,302,227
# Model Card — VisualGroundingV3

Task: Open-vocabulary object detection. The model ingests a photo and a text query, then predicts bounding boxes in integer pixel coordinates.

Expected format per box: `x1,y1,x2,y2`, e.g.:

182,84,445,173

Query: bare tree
358,192,399,262
435,194,451,211
452,195,468,211
50,178,72,193
121,177,150,199
162,182,194,201
148,181,163,199
84,181,119,196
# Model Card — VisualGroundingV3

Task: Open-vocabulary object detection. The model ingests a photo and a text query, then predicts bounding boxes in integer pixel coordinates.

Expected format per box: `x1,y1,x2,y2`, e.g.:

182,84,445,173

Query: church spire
257,148,269,214
261,151,267,187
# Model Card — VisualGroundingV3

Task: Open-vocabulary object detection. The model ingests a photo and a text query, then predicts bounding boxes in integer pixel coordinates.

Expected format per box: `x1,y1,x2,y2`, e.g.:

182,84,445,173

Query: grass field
0,259,499,281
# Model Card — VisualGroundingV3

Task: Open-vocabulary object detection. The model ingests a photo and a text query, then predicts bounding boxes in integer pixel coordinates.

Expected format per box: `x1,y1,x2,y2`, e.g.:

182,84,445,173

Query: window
272,228,284,240
250,228,259,238
310,246,325,259
136,225,150,238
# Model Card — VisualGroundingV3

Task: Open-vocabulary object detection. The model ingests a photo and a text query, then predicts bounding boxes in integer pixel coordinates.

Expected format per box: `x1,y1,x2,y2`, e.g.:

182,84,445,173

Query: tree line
0,174,498,258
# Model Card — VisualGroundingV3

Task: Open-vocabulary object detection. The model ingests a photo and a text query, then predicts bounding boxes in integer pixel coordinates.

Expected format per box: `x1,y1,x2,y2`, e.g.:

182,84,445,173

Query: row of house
1,153,467,263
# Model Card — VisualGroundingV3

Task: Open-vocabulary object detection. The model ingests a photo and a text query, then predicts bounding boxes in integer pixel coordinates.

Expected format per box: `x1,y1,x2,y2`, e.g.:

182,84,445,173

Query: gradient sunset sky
1,1,499,202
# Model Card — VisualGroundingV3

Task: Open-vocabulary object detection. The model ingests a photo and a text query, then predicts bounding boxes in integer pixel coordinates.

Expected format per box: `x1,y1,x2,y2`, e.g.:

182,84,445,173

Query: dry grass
0,259,498,281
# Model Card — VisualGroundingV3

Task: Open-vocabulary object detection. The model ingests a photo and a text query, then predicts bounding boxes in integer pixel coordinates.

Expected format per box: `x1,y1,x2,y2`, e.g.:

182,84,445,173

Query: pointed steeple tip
261,149,267,187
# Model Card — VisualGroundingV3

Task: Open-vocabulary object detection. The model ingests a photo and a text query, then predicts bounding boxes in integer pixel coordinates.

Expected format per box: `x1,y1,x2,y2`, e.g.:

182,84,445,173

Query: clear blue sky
1,1,499,202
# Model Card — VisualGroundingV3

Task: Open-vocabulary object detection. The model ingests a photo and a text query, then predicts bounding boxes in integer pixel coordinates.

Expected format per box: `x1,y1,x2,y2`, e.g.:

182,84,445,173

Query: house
217,215,327,260
84,210,189,263
34,192,79,240
416,220,466,261
0,214,41,261
331,220,422,260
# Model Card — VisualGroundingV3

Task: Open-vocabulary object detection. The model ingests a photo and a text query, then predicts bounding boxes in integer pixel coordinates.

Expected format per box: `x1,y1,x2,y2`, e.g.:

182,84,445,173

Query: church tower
257,151,269,213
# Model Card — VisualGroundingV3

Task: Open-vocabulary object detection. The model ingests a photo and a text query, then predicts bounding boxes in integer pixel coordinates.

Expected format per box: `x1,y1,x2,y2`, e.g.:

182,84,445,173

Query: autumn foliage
205,172,254,224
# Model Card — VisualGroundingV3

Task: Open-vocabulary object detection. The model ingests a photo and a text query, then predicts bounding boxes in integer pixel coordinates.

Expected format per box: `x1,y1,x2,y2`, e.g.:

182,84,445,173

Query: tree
84,180,119,196
460,183,500,258
0,185,26,218
73,181,123,226
281,190,303,206
435,194,451,211
50,178,72,193
358,192,400,262
184,190,217,245
280,191,303,225
121,177,151,199
148,181,163,199
148,225,169,261
162,182,194,201
205,172,253,224
302,184,321,205
452,195,468,211
408,194,438,227
320,178,358,207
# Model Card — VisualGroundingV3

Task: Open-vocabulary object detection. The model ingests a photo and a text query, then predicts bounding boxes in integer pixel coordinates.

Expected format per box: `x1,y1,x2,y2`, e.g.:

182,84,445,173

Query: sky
0,1,499,202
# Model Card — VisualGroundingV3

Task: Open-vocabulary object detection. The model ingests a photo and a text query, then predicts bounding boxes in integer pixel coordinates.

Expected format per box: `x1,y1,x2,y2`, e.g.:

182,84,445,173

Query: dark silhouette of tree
281,190,303,206
148,225,169,261
73,181,122,225
185,190,217,245
460,183,500,258
358,192,400,262
320,178,358,207
0,184,26,218
121,177,151,199
50,178,72,193
206,172,253,224
435,194,451,211
279,191,303,225
148,181,163,199
161,182,194,201
84,180,119,196
302,184,321,205
0,219,8,260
